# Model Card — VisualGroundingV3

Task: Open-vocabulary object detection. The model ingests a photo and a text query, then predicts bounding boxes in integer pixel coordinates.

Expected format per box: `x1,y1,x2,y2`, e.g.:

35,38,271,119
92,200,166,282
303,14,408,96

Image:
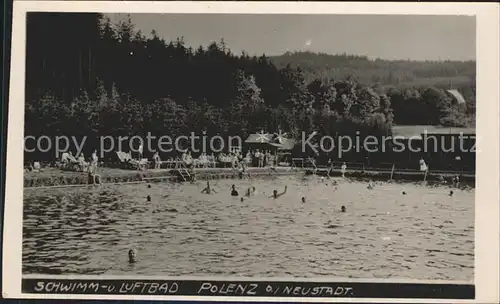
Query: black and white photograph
2,1,499,302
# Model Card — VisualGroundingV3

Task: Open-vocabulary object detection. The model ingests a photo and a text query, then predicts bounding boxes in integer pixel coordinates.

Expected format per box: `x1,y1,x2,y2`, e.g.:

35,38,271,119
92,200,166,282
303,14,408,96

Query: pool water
23,176,474,280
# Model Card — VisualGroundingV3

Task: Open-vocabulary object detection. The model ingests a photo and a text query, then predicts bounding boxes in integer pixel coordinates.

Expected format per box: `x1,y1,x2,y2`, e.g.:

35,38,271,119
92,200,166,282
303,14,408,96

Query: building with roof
446,89,467,105
244,131,296,152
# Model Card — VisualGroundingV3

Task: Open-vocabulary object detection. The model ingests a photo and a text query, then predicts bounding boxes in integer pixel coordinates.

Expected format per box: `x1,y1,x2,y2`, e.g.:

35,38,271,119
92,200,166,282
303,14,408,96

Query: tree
332,79,358,118
307,79,337,112
379,94,394,126
68,89,100,152
145,98,187,140
350,86,381,121
233,70,264,109
70,90,99,136
118,94,145,136
421,87,453,125
228,70,266,136
99,83,122,136
27,93,72,137
279,66,315,137
93,78,108,107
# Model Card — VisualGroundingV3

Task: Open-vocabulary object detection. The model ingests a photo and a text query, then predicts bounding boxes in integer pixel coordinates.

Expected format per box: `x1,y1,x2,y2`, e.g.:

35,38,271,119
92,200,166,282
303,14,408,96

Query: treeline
25,13,475,160
271,51,476,89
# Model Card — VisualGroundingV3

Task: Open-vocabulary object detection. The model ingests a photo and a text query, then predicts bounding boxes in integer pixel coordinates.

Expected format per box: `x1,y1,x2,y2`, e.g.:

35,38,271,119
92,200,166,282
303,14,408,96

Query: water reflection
23,176,474,279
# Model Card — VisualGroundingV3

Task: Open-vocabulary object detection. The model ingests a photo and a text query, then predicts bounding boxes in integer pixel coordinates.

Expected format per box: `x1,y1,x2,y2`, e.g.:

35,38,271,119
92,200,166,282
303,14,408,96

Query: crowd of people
178,148,278,170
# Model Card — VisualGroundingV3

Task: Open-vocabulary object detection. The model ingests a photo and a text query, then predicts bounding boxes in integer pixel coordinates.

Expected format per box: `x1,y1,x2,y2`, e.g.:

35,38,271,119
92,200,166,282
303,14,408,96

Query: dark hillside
270,51,475,88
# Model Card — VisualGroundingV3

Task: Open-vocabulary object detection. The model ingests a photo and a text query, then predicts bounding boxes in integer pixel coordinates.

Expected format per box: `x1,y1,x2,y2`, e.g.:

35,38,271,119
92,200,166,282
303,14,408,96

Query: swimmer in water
367,181,374,190
402,191,407,195
240,197,244,202
449,190,454,196
341,206,346,213
270,186,287,199
147,184,151,189
245,186,256,197
231,184,239,196
301,197,306,203
128,249,137,263
201,181,217,194
146,195,151,202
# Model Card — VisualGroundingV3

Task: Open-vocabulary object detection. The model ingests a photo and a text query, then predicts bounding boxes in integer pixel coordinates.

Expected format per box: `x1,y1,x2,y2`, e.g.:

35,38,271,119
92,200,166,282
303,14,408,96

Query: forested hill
24,13,476,160
270,51,476,89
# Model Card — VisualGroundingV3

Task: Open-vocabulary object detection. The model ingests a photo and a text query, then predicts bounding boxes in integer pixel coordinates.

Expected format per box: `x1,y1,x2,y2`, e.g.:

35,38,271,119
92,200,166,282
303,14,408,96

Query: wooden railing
283,158,474,175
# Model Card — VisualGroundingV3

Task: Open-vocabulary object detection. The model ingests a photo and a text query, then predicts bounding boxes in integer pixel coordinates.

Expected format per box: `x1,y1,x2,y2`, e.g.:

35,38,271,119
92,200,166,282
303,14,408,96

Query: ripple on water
23,177,474,280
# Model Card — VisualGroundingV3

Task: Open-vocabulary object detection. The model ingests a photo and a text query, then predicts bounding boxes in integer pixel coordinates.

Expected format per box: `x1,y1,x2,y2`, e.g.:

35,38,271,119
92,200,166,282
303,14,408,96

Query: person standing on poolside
419,157,428,172
341,162,347,178
138,143,144,160
255,149,261,168
326,158,334,178
92,149,98,166
153,151,161,169
245,150,252,166
260,150,265,168
88,162,101,185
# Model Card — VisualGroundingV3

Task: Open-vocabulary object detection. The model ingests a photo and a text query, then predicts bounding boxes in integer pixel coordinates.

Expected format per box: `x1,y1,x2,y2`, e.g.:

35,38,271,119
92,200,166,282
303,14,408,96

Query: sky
108,14,476,61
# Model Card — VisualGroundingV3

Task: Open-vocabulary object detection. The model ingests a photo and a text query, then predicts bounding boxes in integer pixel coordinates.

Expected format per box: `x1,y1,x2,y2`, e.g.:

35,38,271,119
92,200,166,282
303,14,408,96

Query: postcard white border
3,1,499,303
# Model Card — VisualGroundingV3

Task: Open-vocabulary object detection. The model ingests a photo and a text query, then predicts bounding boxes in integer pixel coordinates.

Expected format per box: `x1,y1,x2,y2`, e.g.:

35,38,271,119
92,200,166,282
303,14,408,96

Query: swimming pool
22,176,474,280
